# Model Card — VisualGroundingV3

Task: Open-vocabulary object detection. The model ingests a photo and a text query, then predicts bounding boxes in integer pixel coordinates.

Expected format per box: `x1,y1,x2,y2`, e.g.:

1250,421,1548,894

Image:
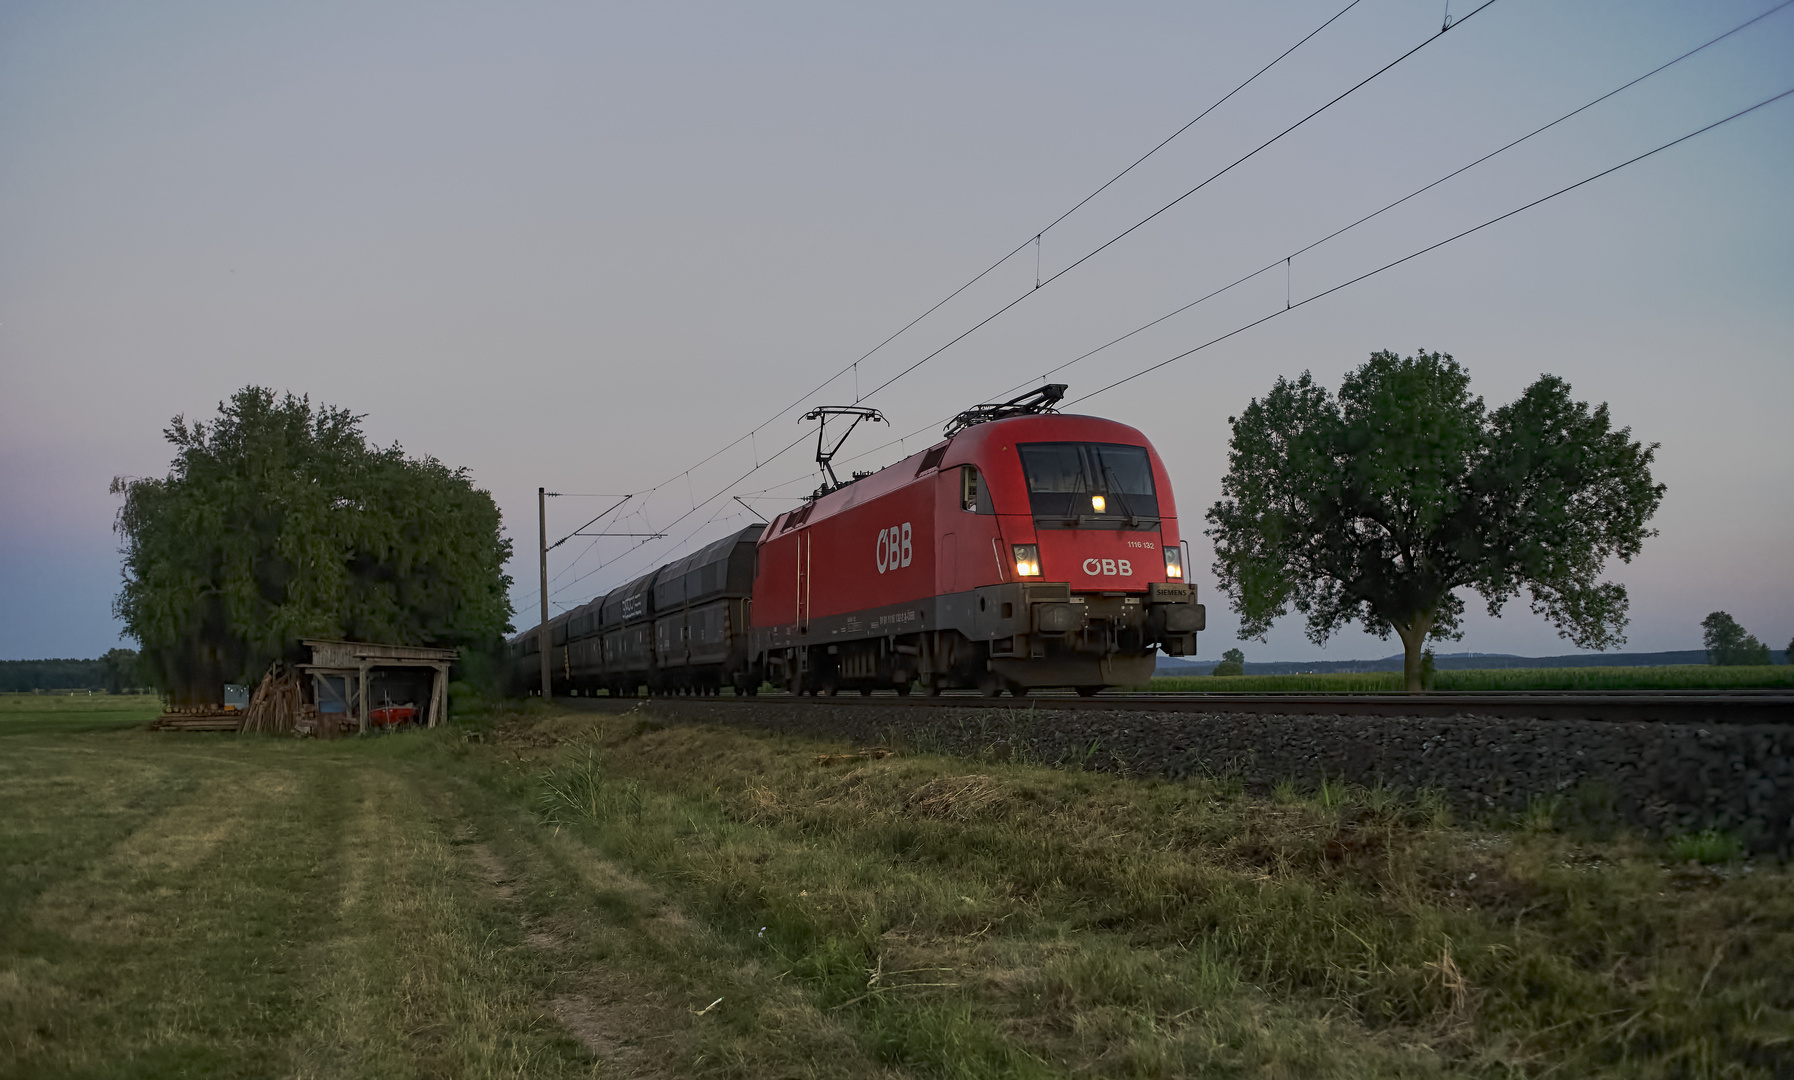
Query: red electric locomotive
750,386,1204,696
511,386,1203,697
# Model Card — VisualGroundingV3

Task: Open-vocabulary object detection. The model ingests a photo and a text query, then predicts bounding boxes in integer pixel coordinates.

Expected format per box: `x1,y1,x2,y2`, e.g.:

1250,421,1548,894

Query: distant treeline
0,650,143,693
1159,649,1789,677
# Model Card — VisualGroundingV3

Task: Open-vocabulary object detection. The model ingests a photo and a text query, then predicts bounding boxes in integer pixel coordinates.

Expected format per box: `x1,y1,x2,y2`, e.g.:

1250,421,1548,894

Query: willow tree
1205,350,1664,691
113,387,513,705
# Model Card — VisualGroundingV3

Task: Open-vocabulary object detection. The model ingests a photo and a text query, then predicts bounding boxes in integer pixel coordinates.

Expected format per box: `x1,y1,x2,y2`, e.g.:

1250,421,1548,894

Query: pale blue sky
2,0,1790,661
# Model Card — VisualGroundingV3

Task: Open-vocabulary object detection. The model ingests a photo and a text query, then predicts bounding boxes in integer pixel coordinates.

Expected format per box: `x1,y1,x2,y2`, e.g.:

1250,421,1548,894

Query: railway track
599,688,1794,724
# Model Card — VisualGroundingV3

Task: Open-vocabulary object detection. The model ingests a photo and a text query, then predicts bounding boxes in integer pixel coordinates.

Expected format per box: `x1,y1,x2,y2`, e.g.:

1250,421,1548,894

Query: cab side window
960,466,993,514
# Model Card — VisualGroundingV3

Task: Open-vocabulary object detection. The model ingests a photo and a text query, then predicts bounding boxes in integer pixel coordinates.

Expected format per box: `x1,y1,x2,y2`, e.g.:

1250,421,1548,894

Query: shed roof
301,640,459,667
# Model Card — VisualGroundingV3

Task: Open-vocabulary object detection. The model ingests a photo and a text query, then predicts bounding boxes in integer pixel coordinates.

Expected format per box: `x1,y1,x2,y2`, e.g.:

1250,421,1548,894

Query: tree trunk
1396,612,1434,693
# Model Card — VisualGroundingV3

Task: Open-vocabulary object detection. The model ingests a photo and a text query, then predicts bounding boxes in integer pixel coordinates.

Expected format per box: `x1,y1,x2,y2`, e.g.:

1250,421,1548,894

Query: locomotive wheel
895,683,912,697
1076,685,1103,698
925,676,944,697
978,671,1004,698
860,688,873,697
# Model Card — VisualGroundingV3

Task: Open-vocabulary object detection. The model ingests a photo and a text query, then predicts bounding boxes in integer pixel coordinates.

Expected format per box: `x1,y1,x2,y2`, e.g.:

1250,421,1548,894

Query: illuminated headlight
1164,546,1184,579
1013,544,1042,578
1091,494,1106,513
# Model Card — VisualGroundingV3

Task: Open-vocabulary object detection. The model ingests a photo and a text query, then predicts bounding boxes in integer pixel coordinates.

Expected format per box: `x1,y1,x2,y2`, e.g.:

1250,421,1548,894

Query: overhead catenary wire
602,0,1373,509
765,73,1788,485
542,495,646,593
540,425,819,602
781,54,1794,487
956,0,1794,411
1069,85,1794,406
547,501,750,603
852,0,1504,404
548,494,632,552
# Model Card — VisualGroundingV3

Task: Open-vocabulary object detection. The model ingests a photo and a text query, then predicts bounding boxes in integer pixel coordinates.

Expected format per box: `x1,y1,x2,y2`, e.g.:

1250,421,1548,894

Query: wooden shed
298,640,458,734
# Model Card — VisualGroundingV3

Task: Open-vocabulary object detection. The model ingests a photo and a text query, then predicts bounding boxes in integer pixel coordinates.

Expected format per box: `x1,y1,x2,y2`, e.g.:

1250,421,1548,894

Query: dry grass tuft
906,774,1007,820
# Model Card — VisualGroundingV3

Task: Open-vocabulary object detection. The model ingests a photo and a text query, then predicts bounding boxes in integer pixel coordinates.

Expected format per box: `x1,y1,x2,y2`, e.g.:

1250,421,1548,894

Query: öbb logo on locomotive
1083,558,1133,577
876,522,913,574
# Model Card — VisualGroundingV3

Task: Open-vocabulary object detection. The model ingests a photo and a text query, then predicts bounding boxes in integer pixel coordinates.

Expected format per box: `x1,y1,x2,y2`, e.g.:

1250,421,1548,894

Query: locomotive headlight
1012,544,1042,578
1091,494,1106,514
1164,546,1184,579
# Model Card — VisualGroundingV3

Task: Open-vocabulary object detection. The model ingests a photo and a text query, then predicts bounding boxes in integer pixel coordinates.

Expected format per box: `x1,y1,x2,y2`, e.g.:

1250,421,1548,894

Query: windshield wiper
1099,463,1141,524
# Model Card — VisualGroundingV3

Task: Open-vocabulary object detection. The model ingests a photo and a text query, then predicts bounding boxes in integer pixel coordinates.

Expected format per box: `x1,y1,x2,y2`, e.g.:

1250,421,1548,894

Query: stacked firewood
241,665,315,736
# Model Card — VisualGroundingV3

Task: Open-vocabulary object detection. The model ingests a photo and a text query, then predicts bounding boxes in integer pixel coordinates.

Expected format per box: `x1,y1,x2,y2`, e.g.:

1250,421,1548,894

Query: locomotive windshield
1017,442,1159,523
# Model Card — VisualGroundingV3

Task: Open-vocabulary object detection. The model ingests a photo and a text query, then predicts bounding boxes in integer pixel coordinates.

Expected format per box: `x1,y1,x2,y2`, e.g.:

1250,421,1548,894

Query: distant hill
1156,649,1788,677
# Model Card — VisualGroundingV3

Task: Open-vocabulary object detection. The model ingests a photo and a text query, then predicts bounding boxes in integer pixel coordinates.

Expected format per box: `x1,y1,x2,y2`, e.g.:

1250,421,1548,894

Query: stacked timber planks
149,707,243,733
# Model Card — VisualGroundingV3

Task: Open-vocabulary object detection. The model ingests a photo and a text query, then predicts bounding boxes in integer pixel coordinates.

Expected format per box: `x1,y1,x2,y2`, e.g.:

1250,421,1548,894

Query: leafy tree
113,388,513,705
1206,350,1664,691
1701,611,1771,666
99,648,141,694
1213,648,1245,676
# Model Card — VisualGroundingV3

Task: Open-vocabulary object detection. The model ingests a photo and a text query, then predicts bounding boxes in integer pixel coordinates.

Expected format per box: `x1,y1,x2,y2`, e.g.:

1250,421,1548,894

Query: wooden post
358,663,370,734
539,486,553,701
430,664,447,728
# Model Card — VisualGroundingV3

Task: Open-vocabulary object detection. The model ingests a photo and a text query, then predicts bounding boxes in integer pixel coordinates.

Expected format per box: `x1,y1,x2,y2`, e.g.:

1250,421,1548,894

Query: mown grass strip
489,704,1794,1078
0,728,601,1078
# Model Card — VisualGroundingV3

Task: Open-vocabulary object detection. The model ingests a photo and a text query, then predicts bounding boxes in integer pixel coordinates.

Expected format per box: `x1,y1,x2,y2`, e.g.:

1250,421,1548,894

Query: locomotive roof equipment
944,383,1066,436
801,405,887,496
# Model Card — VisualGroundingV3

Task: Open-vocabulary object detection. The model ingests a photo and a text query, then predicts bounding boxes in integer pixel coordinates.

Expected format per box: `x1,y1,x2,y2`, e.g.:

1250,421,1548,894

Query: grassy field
1146,664,1794,693
0,691,165,734
3,697,1791,1077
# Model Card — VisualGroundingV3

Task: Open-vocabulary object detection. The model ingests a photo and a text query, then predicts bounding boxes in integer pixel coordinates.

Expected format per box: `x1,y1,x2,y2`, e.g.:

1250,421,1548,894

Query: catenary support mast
539,486,552,700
